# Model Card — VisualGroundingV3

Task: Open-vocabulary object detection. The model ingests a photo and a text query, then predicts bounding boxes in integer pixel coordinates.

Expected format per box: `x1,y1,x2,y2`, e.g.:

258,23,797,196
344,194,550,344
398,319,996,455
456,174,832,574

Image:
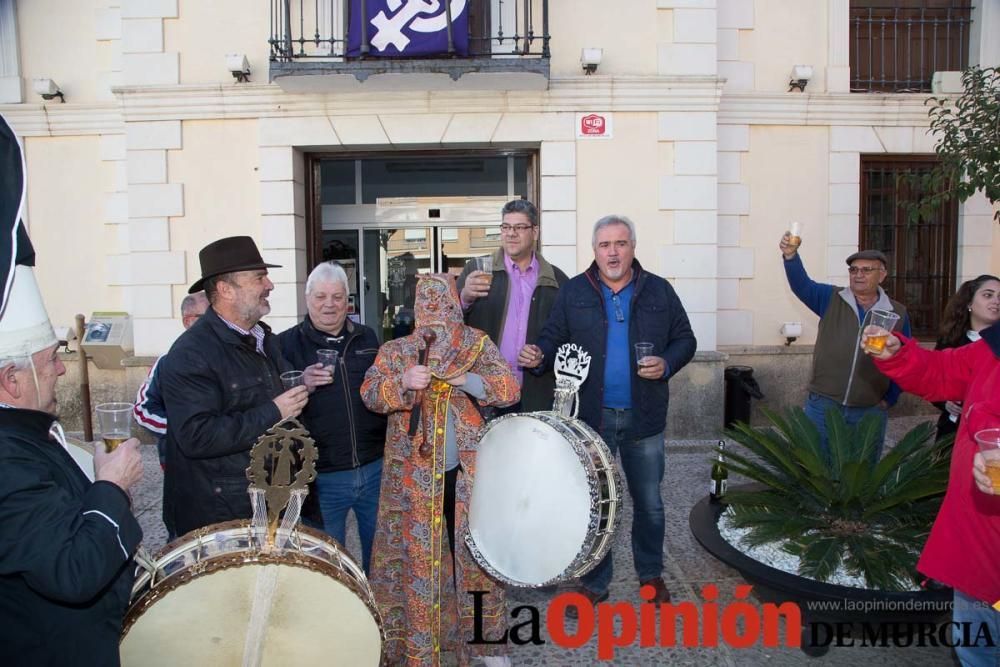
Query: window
859,155,958,338
850,1,972,93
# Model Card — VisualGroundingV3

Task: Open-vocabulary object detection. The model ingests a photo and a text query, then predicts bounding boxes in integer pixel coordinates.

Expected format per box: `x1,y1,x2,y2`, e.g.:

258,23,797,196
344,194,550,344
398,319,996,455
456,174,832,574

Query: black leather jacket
158,307,288,536
278,317,386,472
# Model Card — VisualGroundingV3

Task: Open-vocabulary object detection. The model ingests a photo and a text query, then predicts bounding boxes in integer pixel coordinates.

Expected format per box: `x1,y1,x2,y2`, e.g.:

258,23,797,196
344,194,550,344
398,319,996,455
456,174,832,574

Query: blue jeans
803,392,888,461
953,590,1000,667
314,458,383,574
581,408,666,595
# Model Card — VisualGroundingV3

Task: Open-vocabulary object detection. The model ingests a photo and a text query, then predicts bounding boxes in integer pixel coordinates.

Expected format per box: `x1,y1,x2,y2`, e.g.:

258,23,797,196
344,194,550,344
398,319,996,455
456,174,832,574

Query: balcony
268,0,550,93
849,2,972,93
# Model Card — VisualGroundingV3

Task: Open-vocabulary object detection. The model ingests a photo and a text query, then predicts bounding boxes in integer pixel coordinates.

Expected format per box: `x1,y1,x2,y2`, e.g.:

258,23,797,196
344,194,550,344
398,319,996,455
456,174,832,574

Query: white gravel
718,510,920,591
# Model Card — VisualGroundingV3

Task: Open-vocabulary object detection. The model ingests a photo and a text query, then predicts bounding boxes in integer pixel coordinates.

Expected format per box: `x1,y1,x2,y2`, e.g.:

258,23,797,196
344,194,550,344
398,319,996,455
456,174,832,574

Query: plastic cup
788,221,802,248
974,429,1000,493
476,256,494,286
317,349,339,379
476,255,493,273
862,309,901,354
280,370,304,390
634,342,655,370
96,402,133,453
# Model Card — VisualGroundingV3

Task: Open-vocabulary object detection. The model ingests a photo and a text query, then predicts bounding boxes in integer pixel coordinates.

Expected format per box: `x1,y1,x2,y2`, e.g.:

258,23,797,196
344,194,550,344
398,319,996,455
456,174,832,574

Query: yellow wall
575,112,666,271
167,0,272,85
18,0,103,102
168,118,261,306
744,0,829,92
743,125,830,345
24,135,119,328
549,1,659,77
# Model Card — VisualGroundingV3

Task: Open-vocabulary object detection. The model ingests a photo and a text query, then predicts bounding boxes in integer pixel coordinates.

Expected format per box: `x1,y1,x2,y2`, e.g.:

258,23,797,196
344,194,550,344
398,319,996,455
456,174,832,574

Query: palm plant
721,407,951,591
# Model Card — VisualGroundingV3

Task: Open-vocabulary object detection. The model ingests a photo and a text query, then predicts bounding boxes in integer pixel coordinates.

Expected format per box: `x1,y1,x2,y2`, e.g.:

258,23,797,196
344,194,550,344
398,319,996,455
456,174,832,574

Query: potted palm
689,408,953,655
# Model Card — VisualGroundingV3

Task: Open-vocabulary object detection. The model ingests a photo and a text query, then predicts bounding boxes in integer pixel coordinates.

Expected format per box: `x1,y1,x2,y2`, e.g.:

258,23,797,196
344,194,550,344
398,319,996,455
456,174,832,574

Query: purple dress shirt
499,253,539,385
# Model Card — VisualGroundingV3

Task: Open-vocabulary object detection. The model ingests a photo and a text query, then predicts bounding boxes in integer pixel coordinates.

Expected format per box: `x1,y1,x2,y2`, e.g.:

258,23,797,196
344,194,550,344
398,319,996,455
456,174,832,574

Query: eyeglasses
611,293,624,322
499,223,535,234
848,266,882,275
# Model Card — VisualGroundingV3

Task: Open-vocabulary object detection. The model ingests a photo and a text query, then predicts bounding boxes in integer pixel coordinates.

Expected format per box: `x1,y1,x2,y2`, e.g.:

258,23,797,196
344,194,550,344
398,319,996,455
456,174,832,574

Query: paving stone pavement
130,415,958,666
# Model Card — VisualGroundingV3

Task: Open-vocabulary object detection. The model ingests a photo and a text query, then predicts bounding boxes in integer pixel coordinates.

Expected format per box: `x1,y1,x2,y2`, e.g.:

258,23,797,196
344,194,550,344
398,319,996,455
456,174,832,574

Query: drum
466,412,623,587
121,521,384,666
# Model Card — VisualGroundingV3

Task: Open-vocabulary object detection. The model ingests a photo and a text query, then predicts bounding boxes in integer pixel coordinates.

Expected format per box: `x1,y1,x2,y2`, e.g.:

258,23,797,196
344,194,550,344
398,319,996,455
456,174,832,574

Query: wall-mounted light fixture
226,54,251,83
32,78,64,102
788,65,813,92
781,321,803,346
581,48,603,75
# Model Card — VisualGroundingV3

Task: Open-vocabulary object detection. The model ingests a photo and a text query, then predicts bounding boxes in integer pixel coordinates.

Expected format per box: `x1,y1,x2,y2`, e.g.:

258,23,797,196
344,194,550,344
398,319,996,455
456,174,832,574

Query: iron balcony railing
850,3,973,93
269,0,550,61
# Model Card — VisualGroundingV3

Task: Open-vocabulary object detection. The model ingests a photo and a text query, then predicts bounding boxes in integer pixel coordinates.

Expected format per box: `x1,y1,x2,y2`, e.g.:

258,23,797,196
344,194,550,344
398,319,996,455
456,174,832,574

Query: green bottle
710,440,728,502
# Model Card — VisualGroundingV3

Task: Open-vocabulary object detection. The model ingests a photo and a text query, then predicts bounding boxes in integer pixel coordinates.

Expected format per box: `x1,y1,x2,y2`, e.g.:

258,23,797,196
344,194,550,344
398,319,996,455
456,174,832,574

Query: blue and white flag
348,0,469,57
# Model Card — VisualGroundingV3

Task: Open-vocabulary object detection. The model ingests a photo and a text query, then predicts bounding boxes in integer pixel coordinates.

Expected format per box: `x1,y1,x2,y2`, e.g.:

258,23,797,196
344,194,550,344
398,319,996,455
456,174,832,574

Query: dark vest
809,288,908,407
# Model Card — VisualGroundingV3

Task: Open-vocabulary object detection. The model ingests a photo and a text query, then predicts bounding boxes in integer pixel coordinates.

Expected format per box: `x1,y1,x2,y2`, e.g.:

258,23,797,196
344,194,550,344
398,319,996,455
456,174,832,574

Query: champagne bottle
710,440,728,502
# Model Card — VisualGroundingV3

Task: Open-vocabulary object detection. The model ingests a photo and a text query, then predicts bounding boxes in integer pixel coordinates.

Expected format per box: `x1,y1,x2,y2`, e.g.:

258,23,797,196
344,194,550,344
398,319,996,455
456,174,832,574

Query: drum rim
469,411,624,587
122,519,385,647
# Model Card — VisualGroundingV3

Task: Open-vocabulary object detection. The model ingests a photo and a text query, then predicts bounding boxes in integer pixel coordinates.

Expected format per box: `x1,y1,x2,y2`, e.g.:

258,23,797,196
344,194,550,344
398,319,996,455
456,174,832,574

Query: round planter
688,486,952,656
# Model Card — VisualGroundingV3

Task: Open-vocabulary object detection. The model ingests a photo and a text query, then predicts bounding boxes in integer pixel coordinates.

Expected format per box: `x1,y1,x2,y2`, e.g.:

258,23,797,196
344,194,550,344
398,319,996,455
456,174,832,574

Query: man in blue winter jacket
520,214,697,616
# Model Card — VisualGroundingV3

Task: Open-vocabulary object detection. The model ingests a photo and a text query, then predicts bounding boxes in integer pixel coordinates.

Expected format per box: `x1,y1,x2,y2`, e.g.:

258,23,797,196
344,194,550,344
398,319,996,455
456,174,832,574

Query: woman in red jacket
864,324,1000,667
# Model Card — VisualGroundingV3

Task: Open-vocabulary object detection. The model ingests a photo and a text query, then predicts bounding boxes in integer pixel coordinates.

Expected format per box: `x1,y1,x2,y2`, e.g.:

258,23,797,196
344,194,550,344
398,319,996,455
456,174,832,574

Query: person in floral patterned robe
361,274,519,667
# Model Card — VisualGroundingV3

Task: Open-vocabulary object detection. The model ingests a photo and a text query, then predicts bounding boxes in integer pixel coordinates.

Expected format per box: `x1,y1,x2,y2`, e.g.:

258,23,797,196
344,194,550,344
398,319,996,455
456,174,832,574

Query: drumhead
121,562,382,665
469,414,592,585
122,522,382,666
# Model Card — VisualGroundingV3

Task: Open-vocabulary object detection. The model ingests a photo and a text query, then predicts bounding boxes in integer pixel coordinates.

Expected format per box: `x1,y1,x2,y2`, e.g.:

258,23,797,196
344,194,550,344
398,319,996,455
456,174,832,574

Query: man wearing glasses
779,232,910,457
457,199,568,413
520,215,697,613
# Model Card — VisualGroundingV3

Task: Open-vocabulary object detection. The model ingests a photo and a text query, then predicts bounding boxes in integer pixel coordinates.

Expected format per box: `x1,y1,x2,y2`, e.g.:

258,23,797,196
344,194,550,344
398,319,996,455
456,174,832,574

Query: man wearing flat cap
158,236,309,535
780,232,911,459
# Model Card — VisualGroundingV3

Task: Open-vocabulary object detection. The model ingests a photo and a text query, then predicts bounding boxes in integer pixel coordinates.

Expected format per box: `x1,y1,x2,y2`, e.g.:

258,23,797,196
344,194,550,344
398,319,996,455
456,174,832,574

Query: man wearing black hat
780,232,911,458
157,236,310,535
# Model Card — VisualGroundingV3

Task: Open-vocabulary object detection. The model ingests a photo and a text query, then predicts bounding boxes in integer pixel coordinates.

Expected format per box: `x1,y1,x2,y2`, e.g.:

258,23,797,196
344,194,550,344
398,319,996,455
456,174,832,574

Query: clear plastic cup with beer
635,342,655,372
96,402,133,453
476,255,494,288
861,309,901,354
974,429,1000,493
787,221,802,250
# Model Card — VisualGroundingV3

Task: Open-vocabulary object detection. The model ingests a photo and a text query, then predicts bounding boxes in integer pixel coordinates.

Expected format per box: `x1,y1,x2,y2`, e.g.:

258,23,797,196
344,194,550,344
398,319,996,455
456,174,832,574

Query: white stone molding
119,0,177,87
539,142,577,268
971,2,1000,67
96,2,124,102
0,0,21,103
257,144,306,321
827,0,850,92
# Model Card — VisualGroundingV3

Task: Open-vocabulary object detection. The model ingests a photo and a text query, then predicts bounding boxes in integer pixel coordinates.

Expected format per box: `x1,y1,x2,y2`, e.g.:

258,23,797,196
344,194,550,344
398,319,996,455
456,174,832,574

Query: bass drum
121,521,384,666
466,412,622,587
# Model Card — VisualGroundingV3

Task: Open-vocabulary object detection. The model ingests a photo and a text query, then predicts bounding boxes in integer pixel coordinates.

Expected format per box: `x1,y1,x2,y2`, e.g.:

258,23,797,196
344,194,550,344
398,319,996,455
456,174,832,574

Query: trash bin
724,365,764,428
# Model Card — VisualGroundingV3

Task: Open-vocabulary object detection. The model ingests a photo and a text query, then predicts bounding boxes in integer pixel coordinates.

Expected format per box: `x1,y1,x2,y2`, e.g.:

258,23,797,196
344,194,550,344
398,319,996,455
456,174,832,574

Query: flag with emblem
347,0,469,57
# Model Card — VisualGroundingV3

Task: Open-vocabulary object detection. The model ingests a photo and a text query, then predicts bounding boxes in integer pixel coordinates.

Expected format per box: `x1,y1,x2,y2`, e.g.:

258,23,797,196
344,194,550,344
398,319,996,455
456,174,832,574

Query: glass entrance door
319,224,501,342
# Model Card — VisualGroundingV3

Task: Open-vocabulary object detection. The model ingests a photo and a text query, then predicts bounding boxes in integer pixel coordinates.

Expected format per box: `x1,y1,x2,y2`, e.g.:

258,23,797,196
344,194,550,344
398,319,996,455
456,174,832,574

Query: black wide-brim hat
189,236,280,293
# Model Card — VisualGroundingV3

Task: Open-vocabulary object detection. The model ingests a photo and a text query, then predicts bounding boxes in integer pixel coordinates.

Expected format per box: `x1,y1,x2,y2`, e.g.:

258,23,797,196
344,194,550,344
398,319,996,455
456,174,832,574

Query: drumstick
408,331,436,457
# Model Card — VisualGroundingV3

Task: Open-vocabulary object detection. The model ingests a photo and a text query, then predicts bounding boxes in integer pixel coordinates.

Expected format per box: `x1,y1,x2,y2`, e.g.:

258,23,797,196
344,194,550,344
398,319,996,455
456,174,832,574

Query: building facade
2,0,998,435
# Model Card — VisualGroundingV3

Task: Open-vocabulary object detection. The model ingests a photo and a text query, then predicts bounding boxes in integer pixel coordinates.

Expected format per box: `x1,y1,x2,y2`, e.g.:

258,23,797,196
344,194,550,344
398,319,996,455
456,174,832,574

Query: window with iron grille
850,1,973,93
860,156,957,338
